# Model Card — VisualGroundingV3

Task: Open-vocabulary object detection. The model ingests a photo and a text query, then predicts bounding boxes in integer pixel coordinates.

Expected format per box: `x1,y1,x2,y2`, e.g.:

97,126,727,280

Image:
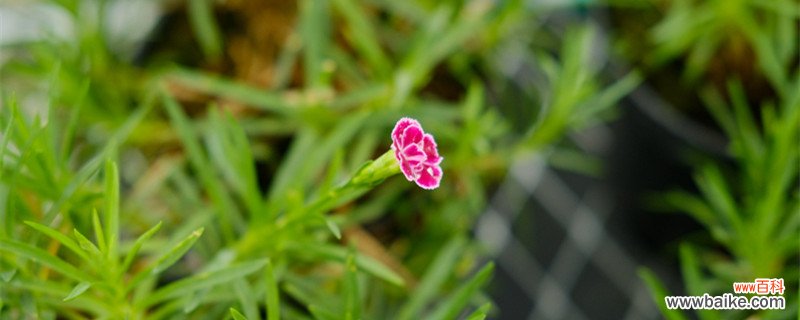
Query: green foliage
522,27,643,150
650,0,799,85
665,80,798,318
0,99,244,318
641,26,800,320
187,0,224,60
638,268,689,320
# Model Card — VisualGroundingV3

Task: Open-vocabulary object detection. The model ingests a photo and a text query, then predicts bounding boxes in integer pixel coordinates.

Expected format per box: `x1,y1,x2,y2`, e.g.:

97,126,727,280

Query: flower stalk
233,149,401,257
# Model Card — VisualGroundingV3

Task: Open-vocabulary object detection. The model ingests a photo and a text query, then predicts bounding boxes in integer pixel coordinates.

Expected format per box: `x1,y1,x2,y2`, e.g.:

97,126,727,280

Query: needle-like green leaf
264,260,281,320
104,159,120,260
638,268,688,320
398,236,466,320
141,259,267,307
0,239,92,282
289,243,404,287
230,308,249,320
63,281,92,302
151,228,204,274
427,262,494,320
121,221,162,274
343,250,360,320
24,221,89,262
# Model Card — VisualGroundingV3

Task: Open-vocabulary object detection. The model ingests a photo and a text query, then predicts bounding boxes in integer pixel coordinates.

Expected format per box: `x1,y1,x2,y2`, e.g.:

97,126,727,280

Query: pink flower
391,118,443,190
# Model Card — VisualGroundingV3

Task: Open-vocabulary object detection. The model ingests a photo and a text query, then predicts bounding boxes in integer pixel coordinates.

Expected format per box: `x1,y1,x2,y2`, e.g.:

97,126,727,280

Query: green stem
234,149,400,258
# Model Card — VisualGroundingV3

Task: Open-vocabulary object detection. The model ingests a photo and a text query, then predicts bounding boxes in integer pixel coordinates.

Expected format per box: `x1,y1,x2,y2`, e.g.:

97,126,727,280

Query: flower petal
392,118,419,148
402,125,424,146
400,158,417,181
402,144,426,167
415,164,442,190
421,134,441,165
392,144,403,163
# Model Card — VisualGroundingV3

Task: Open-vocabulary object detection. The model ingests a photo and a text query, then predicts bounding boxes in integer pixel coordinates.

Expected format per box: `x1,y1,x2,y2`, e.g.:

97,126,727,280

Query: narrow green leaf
230,308,248,320
318,149,344,197
187,0,223,59
746,24,786,95
41,103,60,191
273,32,301,89
660,192,719,236
233,278,260,320
776,201,800,242
679,245,703,296
300,0,332,88
775,11,797,64
0,269,16,282
205,108,262,219
547,148,603,177
308,304,339,320
168,69,294,114
574,71,643,125
63,281,92,302
267,128,316,204
337,180,405,227
282,305,314,320
331,0,391,76
398,236,466,320
104,160,120,259
678,244,717,320
346,132,379,176
162,91,238,241
683,33,720,81
24,221,89,262
0,239,92,282
324,218,342,240
728,81,764,161
121,221,162,274
399,5,470,88
38,144,101,223
465,303,492,320
126,226,204,291
223,110,259,202
282,274,340,314
462,81,484,122
6,277,110,313
0,99,16,177
59,79,88,163
638,268,688,320
700,88,737,140
182,288,207,314
146,298,184,320
8,96,31,141
289,243,404,287
151,228,204,274
91,209,107,254
73,228,102,257
141,259,267,307
264,260,281,320
344,250,360,320
428,262,494,320
696,166,742,234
